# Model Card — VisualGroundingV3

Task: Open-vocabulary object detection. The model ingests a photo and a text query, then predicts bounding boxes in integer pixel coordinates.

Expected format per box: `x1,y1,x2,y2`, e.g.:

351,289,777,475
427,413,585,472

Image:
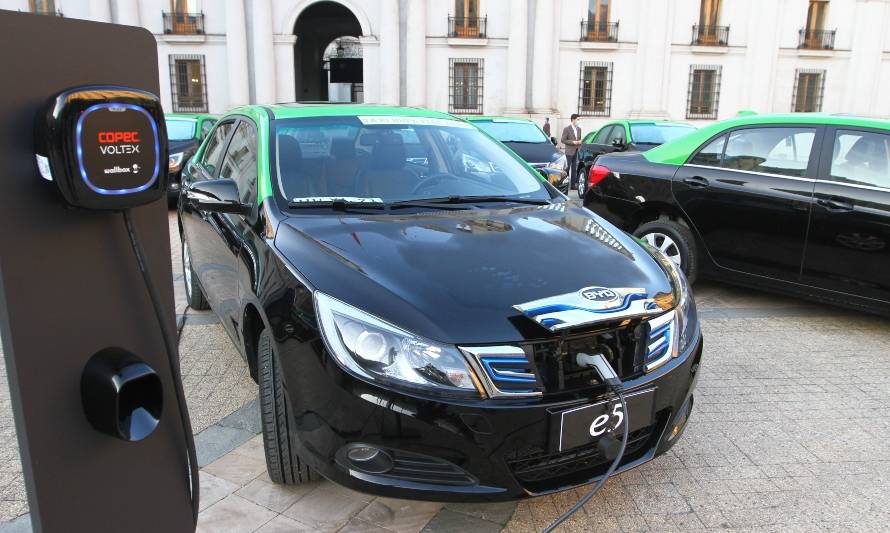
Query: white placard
356,116,474,129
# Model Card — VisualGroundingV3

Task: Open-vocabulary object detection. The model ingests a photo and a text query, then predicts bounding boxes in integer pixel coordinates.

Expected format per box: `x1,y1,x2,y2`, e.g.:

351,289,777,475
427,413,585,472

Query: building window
693,0,728,45
169,55,208,113
578,62,613,117
449,58,483,114
30,0,59,15
792,69,825,112
800,0,833,49
581,0,618,42
163,0,204,35
450,0,486,38
687,65,722,119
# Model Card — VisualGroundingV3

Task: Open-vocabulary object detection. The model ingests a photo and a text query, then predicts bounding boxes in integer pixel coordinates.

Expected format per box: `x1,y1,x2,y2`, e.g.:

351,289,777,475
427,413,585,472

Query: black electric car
583,113,890,315
165,113,217,202
178,104,701,501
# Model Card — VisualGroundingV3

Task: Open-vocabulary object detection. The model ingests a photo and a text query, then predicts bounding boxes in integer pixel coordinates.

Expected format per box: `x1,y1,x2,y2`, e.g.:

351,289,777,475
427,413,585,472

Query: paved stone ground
1,211,889,532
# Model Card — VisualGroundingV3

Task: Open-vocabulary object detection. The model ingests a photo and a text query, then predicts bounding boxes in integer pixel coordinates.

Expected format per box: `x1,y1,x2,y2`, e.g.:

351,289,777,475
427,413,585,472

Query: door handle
682,176,710,188
817,198,854,212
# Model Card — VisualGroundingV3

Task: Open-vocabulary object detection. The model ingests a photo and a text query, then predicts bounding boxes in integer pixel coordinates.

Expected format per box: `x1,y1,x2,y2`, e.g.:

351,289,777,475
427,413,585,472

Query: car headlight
638,241,699,370
546,154,567,171
168,151,184,172
315,292,481,397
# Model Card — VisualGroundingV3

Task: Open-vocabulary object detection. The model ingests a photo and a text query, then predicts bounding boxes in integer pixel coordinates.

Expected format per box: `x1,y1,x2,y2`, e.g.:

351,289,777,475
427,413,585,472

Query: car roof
262,103,462,121
644,113,890,165
165,113,217,120
464,116,534,124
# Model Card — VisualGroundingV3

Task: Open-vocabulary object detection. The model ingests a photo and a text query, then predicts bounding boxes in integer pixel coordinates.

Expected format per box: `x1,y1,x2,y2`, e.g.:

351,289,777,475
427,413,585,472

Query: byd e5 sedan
583,113,890,316
178,104,701,501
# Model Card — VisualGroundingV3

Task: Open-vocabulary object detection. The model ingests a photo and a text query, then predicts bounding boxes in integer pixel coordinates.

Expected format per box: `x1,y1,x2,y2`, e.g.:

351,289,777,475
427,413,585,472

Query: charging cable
543,353,629,533
123,209,200,524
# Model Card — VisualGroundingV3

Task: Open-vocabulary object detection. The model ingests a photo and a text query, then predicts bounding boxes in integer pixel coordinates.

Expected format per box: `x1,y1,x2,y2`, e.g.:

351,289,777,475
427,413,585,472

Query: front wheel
182,239,209,310
634,219,699,283
258,328,317,485
577,166,587,200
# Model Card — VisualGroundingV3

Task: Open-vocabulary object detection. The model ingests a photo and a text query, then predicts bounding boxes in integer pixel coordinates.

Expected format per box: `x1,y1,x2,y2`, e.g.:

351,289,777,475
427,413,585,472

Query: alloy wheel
642,232,682,268
183,240,193,300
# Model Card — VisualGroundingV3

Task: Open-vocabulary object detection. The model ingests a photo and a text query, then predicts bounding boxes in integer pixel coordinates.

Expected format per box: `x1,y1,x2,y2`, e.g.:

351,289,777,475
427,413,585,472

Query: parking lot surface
0,211,888,531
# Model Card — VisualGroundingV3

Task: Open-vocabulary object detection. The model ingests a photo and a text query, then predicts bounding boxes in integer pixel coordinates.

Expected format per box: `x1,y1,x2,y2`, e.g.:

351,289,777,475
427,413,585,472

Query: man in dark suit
561,114,582,189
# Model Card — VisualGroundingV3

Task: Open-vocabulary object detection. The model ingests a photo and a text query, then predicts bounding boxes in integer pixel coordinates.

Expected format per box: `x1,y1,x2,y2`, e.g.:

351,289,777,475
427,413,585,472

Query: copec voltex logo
97,130,143,175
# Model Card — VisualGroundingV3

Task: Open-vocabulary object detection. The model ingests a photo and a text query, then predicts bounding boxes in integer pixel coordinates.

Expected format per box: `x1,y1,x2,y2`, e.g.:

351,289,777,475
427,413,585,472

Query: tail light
588,164,611,189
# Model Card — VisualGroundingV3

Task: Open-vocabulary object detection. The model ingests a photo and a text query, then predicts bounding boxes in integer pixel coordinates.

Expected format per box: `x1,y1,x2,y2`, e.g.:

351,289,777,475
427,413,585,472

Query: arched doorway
293,1,363,102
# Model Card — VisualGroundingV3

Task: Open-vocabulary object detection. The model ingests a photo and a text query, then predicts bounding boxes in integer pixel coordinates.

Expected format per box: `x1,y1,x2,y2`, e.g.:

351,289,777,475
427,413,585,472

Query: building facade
8,0,890,133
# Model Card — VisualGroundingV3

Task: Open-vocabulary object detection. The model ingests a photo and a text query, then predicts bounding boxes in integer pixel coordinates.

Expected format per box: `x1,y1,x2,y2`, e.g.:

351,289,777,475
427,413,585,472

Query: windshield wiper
391,195,550,208
287,198,386,211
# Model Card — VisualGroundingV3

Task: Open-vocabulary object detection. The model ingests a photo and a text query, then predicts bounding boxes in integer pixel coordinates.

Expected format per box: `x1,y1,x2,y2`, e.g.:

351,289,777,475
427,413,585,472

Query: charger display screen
76,103,160,195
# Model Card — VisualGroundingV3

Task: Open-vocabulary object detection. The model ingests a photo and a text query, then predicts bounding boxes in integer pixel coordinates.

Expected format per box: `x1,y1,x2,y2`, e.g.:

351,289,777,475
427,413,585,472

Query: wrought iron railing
691,24,729,46
163,11,205,35
580,20,619,42
448,16,487,38
798,29,836,50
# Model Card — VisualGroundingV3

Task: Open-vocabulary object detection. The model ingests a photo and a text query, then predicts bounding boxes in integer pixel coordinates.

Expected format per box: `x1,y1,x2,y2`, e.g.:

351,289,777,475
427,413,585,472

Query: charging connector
544,352,629,532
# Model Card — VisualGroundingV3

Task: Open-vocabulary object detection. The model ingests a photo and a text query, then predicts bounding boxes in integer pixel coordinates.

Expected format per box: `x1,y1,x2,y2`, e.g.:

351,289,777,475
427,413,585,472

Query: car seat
278,135,318,198
361,134,417,199
837,135,889,186
324,137,362,197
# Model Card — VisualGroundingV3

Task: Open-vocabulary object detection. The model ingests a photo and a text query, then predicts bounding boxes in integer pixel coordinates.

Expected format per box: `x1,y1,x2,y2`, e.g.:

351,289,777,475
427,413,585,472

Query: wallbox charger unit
34,85,167,210
31,84,199,521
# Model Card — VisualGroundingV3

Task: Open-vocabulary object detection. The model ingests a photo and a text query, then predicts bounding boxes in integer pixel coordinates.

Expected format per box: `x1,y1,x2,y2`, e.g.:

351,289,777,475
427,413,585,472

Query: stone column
252,0,277,104
504,1,529,114
842,0,884,115
377,0,400,105
225,0,250,107
113,0,140,27
274,35,297,104
404,0,426,107
530,0,556,113
89,0,111,22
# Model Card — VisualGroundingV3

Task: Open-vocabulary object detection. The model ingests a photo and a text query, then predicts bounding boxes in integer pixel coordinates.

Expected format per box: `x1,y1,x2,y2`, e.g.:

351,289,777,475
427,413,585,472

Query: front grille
505,411,667,493
524,325,644,397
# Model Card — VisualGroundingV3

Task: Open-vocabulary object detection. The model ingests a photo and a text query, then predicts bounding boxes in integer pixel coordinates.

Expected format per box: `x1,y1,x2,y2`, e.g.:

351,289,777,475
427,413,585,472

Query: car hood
168,138,199,155
274,204,673,344
501,141,561,165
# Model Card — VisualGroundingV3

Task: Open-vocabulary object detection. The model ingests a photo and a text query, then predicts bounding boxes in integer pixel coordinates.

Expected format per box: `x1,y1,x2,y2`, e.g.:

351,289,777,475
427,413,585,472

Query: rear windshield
473,121,549,143
630,123,696,145
273,116,549,204
166,119,196,141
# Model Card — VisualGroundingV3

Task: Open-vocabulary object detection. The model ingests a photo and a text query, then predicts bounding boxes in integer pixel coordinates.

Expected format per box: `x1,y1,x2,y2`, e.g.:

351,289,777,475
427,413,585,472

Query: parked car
576,120,695,199
584,113,890,316
467,116,569,192
165,113,217,202
178,104,701,500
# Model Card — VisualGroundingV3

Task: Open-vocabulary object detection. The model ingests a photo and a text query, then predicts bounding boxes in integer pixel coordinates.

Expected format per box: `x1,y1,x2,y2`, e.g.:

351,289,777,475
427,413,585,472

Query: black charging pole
0,11,196,532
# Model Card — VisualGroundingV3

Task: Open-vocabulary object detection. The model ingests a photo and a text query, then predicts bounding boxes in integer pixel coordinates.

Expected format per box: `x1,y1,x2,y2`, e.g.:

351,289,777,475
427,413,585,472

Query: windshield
166,118,196,141
473,121,549,143
274,116,550,205
630,123,696,145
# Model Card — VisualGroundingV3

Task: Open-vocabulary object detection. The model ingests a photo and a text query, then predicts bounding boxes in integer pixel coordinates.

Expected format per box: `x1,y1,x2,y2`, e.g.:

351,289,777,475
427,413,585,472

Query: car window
593,125,614,144
630,124,697,145
166,119,196,141
689,134,726,167
829,130,890,189
606,125,626,145
273,116,550,204
582,132,597,144
219,120,258,208
200,119,216,139
723,127,816,177
200,121,235,177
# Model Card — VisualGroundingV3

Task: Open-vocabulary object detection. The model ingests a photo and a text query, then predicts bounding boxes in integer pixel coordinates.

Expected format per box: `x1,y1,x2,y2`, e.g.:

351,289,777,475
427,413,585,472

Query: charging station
0,11,196,532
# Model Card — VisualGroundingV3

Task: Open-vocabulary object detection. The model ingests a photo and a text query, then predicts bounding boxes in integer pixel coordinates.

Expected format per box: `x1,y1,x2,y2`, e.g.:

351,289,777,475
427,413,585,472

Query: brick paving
1,211,889,531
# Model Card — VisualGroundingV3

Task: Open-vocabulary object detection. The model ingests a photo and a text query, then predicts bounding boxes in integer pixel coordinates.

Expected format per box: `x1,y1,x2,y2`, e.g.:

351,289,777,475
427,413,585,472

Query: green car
576,120,696,190
465,116,569,191
165,113,218,201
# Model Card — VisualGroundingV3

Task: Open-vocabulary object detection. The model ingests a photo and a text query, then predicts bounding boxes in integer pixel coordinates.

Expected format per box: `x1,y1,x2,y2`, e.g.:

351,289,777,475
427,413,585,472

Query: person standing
561,114,582,189
542,117,551,137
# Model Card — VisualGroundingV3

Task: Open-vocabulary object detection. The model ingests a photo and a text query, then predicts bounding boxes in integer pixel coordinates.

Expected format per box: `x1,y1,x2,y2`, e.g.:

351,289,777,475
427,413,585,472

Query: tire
577,165,587,200
181,239,209,310
258,327,317,485
634,219,699,284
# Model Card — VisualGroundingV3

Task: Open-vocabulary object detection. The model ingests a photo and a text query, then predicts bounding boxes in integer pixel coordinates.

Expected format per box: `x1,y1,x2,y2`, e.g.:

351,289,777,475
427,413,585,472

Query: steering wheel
410,173,460,195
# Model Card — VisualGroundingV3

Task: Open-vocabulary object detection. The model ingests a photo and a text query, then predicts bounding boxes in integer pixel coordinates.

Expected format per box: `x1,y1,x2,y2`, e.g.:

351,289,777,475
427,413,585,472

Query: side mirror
185,178,247,214
550,136,557,146
612,138,626,149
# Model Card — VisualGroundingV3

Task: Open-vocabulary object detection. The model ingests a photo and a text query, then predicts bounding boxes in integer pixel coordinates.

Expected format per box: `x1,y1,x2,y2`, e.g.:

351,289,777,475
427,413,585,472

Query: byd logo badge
580,287,619,304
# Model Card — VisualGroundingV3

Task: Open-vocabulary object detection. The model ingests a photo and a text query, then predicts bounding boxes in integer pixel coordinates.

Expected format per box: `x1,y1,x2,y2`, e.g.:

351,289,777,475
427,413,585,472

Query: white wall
3,0,889,125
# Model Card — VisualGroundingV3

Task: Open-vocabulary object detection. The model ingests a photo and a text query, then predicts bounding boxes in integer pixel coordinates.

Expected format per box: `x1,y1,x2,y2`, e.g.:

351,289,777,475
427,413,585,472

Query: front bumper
277,332,702,502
